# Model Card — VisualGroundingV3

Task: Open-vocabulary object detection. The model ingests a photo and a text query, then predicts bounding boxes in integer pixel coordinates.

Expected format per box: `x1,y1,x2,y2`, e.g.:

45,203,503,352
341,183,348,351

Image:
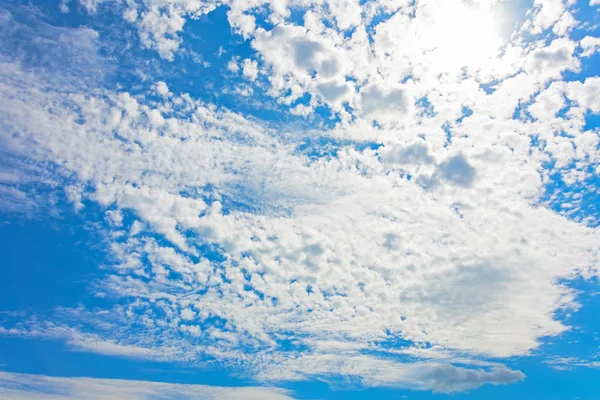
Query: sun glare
423,2,504,73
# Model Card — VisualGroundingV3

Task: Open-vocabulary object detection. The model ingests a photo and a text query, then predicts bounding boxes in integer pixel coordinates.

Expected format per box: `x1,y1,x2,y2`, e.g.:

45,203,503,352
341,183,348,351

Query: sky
0,0,600,398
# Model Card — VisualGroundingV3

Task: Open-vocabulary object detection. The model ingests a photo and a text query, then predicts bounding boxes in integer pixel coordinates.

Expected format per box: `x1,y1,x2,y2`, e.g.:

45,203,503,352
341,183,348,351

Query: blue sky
1,0,600,398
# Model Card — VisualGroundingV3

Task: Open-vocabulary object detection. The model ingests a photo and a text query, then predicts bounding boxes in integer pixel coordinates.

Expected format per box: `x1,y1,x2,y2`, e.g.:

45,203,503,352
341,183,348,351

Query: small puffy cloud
580,36,600,58
227,58,240,73
153,81,170,97
328,0,362,30
105,210,123,227
525,38,579,79
78,0,106,14
180,308,196,321
527,0,567,34
253,24,344,80
249,22,360,111
315,78,354,106
228,8,257,39
125,0,218,60
290,103,314,116
566,77,600,113
123,6,137,22
65,185,85,211
358,81,411,122
419,364,525,393
436,154,476,187
59,0,71,13
242,59,259,81
381,140,434,165
552,11,576,36
528,81,566,120
146,108,165,127
137,9,185,61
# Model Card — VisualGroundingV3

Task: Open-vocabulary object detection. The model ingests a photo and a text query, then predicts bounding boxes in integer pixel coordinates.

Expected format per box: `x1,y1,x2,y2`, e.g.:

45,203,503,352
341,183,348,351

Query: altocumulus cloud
1,0,600,397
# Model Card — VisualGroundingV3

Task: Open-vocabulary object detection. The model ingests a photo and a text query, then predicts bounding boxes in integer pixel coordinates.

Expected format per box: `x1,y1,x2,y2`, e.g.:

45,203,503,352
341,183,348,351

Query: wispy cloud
0,371,296,400
545,356,600,371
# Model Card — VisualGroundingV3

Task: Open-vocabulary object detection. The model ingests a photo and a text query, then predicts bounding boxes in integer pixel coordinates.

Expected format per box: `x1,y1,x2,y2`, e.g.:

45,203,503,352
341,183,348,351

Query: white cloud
381,140,435,165
0,371,295,400
78,0,107,14
154,81,171,97
227,57,240,73
525,38,579,78
228,7,257,39
242,59,259,81
77,0,220,60
59,0,71,13
358,81,412,122
526,0,567,34
106,209,124,227
436,154,477,187
250,22,355,111
2,58,599,387
2,0,600,395
327,0,362,30
315,78,354,106
253,24,345,80
580,36,600,57
545,356,600,370
567,77,600,113
180,308,196,320
528,81,566,121
257,354,524,393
